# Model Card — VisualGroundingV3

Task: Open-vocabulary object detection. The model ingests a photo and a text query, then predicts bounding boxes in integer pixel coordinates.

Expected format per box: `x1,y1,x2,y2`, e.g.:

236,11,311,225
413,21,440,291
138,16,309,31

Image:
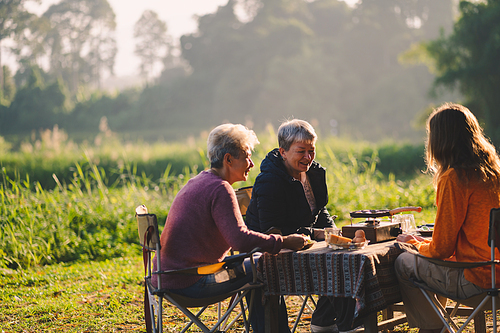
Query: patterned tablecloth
258,240,408,321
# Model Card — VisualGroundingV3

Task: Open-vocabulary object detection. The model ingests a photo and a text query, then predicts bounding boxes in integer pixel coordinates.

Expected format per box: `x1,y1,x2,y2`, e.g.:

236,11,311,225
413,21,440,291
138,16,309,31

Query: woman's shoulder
193,171,234,194
438,168,461,187
258,157,292,181
254,170,287,188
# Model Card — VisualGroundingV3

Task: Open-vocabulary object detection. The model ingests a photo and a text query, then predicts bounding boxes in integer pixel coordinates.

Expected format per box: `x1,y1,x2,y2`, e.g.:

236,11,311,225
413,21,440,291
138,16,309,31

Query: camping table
258,240,410,332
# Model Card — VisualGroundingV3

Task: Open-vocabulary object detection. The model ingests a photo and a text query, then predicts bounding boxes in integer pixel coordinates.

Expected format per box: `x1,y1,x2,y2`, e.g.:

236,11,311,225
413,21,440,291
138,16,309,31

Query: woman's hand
397,234,425,243
283,234,308,250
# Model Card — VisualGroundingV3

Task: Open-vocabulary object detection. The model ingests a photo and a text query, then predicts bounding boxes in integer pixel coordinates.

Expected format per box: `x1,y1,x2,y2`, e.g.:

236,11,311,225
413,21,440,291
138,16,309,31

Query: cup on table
394,214,419,235
324,227,342,245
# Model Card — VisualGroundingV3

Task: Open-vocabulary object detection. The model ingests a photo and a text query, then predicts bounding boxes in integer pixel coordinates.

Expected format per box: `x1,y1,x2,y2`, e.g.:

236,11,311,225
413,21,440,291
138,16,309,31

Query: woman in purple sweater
153,123,306,332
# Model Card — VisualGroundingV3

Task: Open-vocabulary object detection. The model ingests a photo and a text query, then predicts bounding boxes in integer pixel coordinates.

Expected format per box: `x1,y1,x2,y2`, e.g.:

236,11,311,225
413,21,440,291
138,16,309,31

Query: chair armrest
223,247,261,265
415,253,494,269
155,263,225,276
154,247,262,276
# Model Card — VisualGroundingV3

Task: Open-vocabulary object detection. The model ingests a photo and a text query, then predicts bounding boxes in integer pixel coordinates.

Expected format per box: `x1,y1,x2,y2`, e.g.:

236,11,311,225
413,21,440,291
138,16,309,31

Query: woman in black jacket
245,147,334,236
246,119,354,333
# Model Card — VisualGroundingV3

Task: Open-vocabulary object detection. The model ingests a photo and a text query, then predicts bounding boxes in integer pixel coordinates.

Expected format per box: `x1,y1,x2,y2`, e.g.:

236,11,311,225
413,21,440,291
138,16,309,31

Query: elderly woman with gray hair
246,119,355,333
152,123,306,332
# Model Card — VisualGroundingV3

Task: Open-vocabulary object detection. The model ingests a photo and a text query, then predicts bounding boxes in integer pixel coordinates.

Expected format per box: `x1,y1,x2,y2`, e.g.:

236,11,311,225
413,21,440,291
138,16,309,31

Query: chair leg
292,296,311,333
239,291,250,332
209,291,252,332
217,290,253,332
178,305,211,333
219,294,238,330
157,297,163,333
420,288,494,333
419,289,459,332
147,288,161,333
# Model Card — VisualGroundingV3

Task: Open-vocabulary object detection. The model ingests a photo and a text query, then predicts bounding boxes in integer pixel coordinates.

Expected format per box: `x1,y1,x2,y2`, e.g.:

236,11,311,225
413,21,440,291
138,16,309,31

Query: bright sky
21,0,357,77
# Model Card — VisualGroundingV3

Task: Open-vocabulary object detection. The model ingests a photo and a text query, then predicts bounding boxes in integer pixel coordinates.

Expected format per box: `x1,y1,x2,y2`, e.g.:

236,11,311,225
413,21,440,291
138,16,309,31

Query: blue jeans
169,254,290,333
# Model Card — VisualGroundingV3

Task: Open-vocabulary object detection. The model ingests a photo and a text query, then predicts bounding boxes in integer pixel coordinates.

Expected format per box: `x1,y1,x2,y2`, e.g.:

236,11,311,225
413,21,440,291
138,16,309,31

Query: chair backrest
235,186,252,216
136,205,160,251
489,208,500,253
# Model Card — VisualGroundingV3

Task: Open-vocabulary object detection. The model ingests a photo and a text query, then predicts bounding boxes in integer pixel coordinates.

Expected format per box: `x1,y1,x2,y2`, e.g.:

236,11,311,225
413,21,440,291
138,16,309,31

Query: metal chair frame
411,207,500,333
137,210,263,333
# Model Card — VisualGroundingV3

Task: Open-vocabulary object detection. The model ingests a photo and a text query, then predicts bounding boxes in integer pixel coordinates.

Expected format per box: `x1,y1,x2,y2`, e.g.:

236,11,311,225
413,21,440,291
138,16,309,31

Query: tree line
1,0,500,146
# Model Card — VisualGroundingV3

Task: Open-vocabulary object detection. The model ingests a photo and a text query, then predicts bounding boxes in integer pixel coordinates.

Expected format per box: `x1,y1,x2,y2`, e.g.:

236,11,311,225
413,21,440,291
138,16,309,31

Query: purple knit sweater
152,171,283,290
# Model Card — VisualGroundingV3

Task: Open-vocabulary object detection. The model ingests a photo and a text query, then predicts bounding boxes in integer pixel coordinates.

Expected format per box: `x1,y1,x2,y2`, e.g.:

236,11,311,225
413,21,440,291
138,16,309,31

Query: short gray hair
278,119,317,151
207,124,259,168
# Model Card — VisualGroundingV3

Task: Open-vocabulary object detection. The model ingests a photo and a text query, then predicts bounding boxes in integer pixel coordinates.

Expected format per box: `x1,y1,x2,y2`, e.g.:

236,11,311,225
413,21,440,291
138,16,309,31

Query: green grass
0,158,195,269
2,255,411,333
0,129,446,332
0,256,145,332
1,256,487,332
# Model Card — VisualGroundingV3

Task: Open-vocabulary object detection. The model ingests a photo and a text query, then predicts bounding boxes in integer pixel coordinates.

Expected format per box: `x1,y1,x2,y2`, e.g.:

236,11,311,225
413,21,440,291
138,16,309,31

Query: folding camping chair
411,207,500,333
136,205,263,333
235,186,317,333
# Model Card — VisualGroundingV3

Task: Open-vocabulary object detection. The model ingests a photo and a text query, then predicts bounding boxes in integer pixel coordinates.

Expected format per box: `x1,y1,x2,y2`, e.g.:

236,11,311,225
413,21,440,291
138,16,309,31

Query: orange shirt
409,168,500,289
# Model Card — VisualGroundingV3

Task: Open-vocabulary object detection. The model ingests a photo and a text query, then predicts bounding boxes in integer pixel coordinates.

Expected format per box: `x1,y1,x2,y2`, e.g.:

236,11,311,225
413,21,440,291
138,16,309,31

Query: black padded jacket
245,148,335,237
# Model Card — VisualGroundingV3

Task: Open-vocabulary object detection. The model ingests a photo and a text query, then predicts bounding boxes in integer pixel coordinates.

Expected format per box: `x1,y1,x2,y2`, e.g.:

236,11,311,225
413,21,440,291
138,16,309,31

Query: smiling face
228,148,255,184
279,141,316,179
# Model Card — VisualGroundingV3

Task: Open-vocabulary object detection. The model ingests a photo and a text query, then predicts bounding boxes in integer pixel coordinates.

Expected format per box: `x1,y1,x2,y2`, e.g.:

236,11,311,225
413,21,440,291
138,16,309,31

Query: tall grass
0,127,437,269
0,157,196,269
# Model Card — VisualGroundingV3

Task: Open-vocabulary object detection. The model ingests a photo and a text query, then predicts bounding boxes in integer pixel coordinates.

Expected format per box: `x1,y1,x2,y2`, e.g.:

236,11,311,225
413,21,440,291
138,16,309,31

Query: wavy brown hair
425,103,500,187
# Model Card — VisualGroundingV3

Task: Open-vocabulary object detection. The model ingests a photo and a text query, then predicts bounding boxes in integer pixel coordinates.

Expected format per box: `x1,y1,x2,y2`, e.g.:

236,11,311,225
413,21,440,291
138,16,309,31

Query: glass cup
324,227,342,246
393,214,407,232
406,214,420,235
394,214,419,235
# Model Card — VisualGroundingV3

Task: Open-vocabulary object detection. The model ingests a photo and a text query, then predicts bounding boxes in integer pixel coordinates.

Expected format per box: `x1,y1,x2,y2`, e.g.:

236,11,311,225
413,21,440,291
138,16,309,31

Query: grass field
3,129,491,332
1,255,494,332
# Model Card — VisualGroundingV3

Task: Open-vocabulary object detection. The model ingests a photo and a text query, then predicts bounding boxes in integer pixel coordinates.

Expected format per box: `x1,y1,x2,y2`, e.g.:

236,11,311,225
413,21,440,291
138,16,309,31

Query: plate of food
325,229,369,250
417,224,434,237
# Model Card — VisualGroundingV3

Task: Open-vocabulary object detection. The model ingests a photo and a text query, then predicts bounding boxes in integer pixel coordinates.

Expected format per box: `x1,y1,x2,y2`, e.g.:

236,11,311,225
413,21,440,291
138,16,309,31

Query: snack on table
301,234,315,250
328,233,352,245
352,230,366,243
303,234,314,244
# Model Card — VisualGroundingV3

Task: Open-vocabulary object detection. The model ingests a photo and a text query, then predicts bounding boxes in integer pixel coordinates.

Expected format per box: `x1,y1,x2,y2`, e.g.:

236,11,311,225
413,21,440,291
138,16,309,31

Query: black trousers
311,296,357,331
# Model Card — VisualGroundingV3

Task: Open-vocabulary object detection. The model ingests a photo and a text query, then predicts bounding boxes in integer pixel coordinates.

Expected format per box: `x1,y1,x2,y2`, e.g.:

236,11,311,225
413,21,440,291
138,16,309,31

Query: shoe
311,324,339,333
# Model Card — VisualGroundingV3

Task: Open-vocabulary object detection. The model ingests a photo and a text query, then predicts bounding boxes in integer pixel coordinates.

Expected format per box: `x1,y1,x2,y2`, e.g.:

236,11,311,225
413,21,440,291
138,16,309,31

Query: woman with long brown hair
395,103,500,333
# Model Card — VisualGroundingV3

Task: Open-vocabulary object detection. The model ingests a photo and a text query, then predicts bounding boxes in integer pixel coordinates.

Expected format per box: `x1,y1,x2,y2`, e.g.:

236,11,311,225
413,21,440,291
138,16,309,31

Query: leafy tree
3,66,71,133
10,14,51,82
0,0,37,91
43,0,117,93
420,0,500,144
172,0,456,138
134,10,172,82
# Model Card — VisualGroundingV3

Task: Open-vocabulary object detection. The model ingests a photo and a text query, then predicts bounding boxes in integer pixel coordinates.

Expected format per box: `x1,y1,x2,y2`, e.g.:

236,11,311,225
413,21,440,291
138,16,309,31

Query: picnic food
352,230,366,243
328,233,352,245
303,235,314,244
301,235,315,250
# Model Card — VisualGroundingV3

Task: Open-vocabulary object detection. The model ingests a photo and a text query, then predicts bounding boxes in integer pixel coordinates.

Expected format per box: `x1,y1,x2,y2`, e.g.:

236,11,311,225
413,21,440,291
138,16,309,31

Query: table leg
362,312,378,333
264,295,280,333
382,305,394,320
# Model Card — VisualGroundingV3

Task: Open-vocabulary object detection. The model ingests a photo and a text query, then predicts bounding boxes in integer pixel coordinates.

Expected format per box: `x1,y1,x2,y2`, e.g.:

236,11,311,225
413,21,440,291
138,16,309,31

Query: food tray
328,240,369,251
418,224,434,237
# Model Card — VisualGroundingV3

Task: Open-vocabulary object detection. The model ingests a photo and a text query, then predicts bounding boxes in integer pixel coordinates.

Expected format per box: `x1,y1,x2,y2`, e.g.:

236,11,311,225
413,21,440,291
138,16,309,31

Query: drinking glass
405,214,420,235
394,214,419,235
